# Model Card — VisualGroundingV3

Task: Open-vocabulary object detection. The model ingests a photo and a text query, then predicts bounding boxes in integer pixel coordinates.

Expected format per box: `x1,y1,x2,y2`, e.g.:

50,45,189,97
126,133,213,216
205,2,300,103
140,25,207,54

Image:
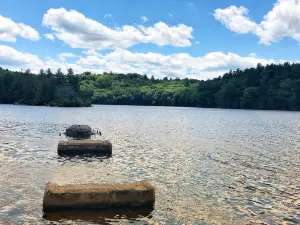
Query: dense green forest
1,62,300,110
0,68,92,107
81,62,300,110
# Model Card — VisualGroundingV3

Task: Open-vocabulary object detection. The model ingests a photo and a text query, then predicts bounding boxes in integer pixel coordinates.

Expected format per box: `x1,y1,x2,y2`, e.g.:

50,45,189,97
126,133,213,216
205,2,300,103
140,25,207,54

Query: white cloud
256,0,300,44
195,41,200,44
0,45,282,80
44,33,55,40
104,14,112,19
58,52,77,61
0,45,100,74
0,15,39,42
42,57,100,74
214,0,300,45
42,8,193,50
214,6,257,34
140,16,148,22
78,48,277,79
0,45,43,66
169,13,173,18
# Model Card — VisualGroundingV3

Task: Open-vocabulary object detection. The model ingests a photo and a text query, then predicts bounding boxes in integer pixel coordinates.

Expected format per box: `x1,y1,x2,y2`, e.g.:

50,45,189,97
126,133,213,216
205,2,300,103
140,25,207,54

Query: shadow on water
43,206,154,224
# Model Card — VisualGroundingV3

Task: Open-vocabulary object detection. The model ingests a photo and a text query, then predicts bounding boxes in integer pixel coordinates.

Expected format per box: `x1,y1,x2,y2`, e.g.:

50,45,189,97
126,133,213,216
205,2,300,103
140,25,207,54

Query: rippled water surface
0,104,299,224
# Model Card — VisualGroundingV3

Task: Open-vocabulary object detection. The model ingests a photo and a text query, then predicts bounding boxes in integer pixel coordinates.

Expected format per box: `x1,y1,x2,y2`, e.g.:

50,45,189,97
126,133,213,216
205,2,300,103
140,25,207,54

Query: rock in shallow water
65,125,92,138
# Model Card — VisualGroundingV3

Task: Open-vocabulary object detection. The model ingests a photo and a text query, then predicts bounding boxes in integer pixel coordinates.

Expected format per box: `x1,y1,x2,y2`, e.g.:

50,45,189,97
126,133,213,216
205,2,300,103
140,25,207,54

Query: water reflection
58,154,112,159
44,206,154,224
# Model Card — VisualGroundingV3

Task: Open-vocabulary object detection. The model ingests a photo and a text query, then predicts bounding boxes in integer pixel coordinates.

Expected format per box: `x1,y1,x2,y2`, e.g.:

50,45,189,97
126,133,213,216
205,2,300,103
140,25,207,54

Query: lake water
0,104,299,225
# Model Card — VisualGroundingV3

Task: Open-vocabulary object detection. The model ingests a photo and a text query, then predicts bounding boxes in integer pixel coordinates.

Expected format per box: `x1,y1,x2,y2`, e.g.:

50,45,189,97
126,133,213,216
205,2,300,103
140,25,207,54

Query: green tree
55,68,66,86
241,87,260,109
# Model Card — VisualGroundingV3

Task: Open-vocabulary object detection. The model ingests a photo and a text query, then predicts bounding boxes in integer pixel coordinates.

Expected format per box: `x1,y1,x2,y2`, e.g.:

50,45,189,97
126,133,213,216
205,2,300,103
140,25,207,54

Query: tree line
1,62,300,110
0,68,92,107
80,62,300,110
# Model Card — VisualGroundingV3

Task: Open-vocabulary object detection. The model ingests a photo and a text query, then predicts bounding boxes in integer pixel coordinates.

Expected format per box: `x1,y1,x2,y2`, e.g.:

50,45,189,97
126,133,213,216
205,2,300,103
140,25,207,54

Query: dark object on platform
57,140,112,156
65,125,92,138
43,181,155,212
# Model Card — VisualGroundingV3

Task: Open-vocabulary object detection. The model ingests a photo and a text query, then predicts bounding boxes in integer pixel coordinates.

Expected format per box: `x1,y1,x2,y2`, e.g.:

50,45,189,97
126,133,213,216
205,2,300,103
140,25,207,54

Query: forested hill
1,62,300,110
81,62,300,110
0,68,92,107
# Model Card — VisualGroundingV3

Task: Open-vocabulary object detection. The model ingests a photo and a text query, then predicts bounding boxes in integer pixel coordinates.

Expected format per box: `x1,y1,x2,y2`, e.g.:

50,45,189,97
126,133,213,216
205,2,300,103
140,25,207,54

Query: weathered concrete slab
57,140,112,155
43,181,155,212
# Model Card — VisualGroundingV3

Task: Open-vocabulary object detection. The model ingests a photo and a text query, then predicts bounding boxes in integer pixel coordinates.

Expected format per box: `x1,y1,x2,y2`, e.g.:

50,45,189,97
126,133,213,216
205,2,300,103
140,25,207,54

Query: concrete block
57,140,112,155
43,181,155,212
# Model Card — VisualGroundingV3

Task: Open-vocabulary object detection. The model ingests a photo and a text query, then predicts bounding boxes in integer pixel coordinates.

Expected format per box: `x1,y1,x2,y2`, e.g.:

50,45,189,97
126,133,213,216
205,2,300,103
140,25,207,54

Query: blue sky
1,0,300,79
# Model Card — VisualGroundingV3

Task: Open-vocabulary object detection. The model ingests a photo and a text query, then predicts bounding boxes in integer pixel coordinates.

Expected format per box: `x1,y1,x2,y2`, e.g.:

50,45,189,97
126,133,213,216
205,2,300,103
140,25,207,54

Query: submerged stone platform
43,181,155,212
57,140,112,155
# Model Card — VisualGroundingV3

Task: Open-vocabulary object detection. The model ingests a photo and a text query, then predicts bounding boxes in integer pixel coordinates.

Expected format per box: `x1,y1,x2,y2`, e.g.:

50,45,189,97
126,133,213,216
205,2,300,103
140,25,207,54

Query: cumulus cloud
42,8,193,50
44,33,55,40
0,45,282,80
0,45,100,74
256,0,300,44
58,52,77,61
78,49,278,79
214,0,300,45
0,15,39,42
0,45,42,66
214,6,257,34
140,16,148,22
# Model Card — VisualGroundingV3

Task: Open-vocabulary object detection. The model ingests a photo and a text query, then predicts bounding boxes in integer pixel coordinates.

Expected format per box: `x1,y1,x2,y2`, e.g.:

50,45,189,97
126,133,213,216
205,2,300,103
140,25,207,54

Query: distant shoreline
2,103,300,112
0,102,91,108
2,62,300,111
